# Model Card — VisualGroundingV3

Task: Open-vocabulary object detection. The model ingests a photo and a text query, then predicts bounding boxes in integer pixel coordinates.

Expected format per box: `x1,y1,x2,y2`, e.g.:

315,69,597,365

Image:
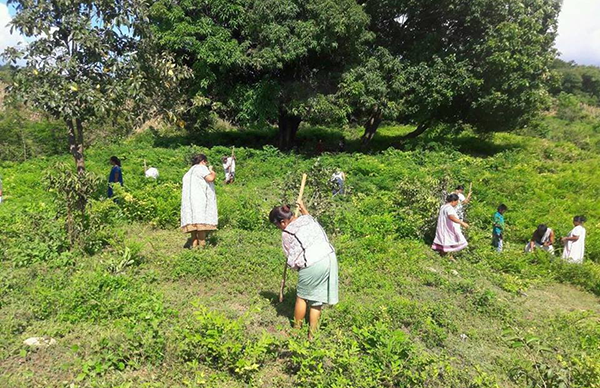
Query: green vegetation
552,59,600,106
1,117,599,387
149,0,560,146
1,0,599,387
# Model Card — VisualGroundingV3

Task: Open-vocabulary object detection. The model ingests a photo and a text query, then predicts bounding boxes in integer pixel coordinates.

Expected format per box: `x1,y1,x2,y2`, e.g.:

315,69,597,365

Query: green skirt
297,253,339,306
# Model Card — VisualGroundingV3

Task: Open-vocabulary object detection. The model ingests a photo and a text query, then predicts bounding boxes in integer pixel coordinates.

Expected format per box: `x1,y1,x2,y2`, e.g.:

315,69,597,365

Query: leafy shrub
287,312,468,387
178,306,277,380
44,163,103,247
0,109,67,161
394,176,450,241
1,210,72,267
556,93,586,122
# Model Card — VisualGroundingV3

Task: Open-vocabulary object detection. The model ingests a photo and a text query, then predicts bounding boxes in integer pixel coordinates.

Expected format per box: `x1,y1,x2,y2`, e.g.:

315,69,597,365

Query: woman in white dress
431,194,470,254
562,216,587,264
181,154,218,248
221,155,236,184
524,224,555,253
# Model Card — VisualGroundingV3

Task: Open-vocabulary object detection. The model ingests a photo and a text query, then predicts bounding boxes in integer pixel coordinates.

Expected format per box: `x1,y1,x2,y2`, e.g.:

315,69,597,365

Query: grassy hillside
1,123,599,387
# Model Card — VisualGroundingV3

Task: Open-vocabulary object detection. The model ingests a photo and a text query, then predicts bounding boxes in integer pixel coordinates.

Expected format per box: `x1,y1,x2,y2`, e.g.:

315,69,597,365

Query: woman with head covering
181,154,218,248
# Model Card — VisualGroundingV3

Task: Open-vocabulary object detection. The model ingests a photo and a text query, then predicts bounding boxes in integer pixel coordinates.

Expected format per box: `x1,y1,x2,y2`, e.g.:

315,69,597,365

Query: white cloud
555,0,600,66
0,3,25,63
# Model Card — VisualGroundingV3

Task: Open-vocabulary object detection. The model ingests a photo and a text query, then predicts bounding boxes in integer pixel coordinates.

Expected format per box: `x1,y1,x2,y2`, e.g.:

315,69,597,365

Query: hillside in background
1,114,600,386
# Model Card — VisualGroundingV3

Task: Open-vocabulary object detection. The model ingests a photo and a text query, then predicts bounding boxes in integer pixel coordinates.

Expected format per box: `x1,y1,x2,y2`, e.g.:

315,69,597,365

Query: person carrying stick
269,176,339,339
222,147,236,184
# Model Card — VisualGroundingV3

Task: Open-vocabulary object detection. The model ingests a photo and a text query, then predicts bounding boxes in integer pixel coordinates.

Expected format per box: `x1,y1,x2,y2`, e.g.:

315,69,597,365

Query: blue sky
1,0,599,66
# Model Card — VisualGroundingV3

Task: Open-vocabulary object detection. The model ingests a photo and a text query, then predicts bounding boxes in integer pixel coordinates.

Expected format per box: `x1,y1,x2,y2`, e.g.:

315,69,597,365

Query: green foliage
287,311,465,387
0,110,67,161
394,176,449,240
556,93,586,122
44,163,103,247
552,59,600,105
1,211,72,268
150,0,371,146
178,305,277,380
3,0,191,171
1,121,600,386
150,0,561,146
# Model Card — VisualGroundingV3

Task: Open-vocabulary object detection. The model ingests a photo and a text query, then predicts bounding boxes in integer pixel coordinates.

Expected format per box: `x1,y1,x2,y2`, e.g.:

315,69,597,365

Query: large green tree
337,47,407,145
150,0,371,149
348,0,561,141
3,0,189,172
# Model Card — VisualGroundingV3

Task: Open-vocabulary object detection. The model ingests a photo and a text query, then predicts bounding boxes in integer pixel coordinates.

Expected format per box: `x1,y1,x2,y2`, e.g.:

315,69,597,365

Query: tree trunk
278,110,302,150
21,130,27,161
361,109,383,146
401,121,429,140
67,118,85,173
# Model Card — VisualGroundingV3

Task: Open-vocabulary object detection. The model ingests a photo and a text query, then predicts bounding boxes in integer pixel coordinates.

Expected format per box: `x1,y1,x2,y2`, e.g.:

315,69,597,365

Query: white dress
222,157,236,182
562,225,586,264
432,203,468,252
180,165,218,230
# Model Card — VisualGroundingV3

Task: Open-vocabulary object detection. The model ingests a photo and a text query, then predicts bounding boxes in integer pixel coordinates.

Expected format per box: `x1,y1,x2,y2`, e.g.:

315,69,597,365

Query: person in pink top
269,200,339,339
431,193,470,254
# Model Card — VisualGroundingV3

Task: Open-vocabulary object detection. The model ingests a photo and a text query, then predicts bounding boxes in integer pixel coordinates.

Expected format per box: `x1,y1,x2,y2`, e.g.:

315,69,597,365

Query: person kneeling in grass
524,224,555,253
431,193,469,255
269,201,339,339
562,216,587,264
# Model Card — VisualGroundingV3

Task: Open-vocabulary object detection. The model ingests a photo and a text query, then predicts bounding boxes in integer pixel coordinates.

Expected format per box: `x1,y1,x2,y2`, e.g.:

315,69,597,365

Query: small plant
503,328,571,388
178,305,278,381
44,163,102,248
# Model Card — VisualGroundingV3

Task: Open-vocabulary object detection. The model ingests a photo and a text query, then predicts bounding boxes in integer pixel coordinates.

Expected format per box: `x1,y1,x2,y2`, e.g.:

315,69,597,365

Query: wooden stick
280,173,308,303
143,159,148,172
294,174,308,217
231,146,235,158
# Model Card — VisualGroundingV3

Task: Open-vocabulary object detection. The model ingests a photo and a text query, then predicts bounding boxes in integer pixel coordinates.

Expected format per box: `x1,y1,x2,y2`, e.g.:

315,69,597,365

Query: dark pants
332,178,345,196
492,234,503,252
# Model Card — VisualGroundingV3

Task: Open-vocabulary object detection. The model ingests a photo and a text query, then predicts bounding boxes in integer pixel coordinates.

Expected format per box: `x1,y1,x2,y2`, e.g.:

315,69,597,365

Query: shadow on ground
150,124,522,159
260,290,296,324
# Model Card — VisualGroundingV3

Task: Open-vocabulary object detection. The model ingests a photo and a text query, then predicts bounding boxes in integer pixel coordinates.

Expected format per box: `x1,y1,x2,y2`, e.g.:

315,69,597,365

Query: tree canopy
350,0,561,141
3,0,189,171
4,0,563,151
551,59,600,105
150,0,372,148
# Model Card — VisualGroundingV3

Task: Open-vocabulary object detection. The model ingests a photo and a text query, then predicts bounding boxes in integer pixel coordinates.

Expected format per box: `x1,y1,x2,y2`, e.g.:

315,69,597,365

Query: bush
556,93,586,122
178,306,277,380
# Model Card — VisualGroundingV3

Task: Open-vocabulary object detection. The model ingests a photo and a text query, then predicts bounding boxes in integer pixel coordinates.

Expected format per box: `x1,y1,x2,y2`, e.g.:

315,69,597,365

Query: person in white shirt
454,183,472,221
562,216,587,264
222,155,236,184
524,224,555,253
331,171,345,196
145,167,159,179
